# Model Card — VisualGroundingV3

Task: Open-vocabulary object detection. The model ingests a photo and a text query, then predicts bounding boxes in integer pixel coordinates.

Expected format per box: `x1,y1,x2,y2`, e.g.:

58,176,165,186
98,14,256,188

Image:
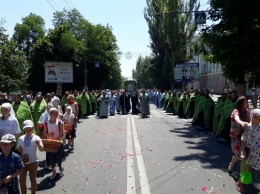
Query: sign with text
173,63,200,83
45,62,73,83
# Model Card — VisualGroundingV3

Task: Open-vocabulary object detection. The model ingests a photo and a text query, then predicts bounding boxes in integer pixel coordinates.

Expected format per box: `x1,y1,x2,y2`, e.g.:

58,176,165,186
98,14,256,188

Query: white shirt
38,112,49,123
63,113,75,125
46,119,63,140
17,134,43,163
66,103,76,114
0,114,21,136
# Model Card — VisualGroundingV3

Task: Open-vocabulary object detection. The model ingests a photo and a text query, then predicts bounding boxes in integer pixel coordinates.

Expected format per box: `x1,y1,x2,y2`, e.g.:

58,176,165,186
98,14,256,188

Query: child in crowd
63,106,76,151
0,134,24,193
17,120,44,194
43,108,64,180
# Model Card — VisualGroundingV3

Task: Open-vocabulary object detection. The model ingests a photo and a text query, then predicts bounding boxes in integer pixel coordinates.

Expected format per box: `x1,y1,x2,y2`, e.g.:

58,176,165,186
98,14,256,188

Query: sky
1,0,152,78
1,0,209,78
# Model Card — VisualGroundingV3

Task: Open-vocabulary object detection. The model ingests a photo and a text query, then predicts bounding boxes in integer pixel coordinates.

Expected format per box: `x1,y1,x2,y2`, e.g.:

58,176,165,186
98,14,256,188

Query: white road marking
131,117,151,194
150,110,162,118
127,117,136,194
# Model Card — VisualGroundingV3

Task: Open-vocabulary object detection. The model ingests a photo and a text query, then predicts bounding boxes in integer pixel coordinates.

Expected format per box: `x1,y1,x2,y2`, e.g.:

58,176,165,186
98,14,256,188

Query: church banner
173,63,200,83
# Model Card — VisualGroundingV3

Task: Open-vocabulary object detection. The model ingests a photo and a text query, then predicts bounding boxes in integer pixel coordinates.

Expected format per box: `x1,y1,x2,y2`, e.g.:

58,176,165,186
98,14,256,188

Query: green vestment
192,96,215,129
213,98,226,134
30,100,47,135
215,99,236,136
12,101,33,134
166,95,174,113
176,94,189,116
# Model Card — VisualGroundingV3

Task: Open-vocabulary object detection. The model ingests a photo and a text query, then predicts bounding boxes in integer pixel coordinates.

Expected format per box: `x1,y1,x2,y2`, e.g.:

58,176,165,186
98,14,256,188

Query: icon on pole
195,11,206,24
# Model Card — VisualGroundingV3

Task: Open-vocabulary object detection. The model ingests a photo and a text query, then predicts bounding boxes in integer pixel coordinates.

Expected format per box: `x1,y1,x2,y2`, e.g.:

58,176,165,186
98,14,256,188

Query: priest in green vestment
163,91,170,110
79,90,92,118
176,91,189,118
192,89,215,130
213,92,228,134
166,91,174,113
89,91,97,115
60,91,69,112
12,93,33,134
30,94,47,135
172,91,179,115
215,90,238,140
185,90,198,118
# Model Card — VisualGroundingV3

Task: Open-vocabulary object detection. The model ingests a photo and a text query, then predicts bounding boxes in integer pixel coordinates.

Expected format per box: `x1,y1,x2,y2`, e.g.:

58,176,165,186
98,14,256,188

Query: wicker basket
42,139,62,153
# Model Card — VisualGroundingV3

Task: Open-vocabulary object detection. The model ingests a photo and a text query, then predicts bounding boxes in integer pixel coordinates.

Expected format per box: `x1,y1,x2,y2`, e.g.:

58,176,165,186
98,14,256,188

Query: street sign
195,11,206,24
95,61,100,68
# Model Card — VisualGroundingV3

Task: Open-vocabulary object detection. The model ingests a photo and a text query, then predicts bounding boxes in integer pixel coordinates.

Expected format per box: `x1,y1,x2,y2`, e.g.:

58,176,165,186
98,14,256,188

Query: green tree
0,21,29,92
201,0,260,84
133,56,153,89
144,0,199,89
12,13,45,56
29,25,85,92
52,9,122,89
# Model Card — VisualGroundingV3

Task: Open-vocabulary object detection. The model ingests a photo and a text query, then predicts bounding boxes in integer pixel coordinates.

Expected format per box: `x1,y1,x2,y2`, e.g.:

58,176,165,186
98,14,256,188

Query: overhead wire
46,0,57,11
69,0,75,8
64,0,72,10
51,0,60,10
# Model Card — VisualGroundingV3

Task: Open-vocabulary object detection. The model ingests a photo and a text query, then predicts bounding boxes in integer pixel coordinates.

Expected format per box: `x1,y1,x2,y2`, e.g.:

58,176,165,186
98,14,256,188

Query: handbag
240,161,252,184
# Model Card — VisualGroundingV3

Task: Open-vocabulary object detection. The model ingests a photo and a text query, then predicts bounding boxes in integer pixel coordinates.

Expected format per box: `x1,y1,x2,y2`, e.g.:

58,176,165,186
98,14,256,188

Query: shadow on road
170,125,260,194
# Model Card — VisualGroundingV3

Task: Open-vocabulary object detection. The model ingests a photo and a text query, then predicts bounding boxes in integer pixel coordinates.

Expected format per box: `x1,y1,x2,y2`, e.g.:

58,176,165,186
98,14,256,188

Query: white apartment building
188,52,228,94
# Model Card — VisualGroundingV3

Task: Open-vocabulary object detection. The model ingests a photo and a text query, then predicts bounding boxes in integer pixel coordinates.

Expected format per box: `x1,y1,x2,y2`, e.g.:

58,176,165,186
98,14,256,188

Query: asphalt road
33,104,260,194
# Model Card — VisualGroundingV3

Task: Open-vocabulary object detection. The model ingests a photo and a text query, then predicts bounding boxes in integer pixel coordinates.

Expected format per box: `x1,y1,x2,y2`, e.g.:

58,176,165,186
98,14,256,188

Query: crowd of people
149,87,260,193
0,88,151,193
0,87,260,193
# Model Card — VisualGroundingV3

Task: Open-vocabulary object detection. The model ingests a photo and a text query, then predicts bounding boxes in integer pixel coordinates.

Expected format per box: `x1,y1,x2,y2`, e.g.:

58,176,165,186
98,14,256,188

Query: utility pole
84,62,87,87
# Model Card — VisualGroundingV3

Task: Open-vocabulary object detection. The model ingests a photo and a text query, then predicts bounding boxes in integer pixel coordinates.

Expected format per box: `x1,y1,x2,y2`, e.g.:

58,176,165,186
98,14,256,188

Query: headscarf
1,103,16,118
51,96,60,108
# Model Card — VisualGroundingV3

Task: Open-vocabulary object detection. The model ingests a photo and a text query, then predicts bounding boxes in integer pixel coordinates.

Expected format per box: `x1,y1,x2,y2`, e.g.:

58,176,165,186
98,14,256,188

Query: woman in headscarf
51,96,63,118
228,96,250,193
0,103,21,138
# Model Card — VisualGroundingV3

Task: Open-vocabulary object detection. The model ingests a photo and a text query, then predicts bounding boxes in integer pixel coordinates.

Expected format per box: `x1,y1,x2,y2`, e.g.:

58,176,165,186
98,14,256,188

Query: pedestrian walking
0,134,24,193
17,120,44,194
43,108,64,180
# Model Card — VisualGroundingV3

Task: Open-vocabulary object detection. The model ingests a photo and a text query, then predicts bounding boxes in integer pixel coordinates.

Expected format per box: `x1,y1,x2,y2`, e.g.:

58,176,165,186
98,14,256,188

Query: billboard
173,63,199,83
45,61,73,83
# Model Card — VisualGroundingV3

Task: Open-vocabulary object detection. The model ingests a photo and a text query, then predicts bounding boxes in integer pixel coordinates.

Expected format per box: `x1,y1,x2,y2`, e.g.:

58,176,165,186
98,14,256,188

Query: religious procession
149,87,260,193
0,88,151,193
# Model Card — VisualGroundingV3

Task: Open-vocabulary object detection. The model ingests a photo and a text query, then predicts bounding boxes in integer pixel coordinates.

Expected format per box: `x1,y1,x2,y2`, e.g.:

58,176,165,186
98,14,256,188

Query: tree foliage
133,56,153,89
12,13,45,56
1,9,122,93
52,8,122,90
201,0,260,83
143,0,199,89
0,21,29,92
30,25,85,92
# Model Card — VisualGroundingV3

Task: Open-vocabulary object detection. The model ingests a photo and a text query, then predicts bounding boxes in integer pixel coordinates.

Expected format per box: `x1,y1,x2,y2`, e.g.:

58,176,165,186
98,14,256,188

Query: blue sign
195,11,206,24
